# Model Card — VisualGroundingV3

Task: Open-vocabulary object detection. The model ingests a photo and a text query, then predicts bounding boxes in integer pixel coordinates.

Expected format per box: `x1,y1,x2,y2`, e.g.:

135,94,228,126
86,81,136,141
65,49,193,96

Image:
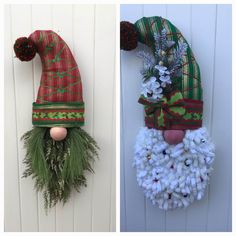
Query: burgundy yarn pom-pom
14,37,36,61
120,21,138,51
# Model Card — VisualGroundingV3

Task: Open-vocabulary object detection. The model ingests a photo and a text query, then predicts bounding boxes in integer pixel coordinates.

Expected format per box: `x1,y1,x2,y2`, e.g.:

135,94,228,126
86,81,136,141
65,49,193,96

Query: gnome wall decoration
14,30,99,209
121,17,215,210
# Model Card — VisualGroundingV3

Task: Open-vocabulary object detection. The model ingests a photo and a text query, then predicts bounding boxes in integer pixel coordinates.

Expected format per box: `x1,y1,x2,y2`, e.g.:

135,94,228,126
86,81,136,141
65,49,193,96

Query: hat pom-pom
120,21,138,51
14,37,36,61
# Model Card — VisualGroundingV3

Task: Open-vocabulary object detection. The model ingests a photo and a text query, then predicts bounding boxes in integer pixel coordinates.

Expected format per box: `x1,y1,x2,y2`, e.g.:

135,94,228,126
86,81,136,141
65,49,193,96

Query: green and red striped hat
14,30,84,127
121,17,203,130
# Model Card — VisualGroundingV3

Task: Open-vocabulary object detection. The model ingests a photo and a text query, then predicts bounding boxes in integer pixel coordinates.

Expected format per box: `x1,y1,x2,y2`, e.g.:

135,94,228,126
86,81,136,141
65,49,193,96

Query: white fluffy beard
134,127,215,210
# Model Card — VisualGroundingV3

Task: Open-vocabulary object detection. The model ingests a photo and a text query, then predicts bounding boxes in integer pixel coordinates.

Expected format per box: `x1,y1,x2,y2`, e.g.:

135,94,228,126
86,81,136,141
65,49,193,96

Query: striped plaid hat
121,17,203,130
14,30,84,127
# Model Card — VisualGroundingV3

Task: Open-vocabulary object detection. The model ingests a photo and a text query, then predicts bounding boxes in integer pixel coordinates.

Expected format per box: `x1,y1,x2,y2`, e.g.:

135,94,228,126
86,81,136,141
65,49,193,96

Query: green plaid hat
121,17,203,130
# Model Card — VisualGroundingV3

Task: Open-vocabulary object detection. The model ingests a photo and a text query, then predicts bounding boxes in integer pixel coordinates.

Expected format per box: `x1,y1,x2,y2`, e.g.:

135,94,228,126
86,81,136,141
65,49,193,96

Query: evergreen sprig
21,127,99,209
138,30,187,83
169,41,188,77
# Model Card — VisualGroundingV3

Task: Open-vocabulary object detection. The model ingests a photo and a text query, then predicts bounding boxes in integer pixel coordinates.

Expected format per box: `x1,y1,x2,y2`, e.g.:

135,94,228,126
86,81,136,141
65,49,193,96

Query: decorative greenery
22,127,99,209
137,28,187,101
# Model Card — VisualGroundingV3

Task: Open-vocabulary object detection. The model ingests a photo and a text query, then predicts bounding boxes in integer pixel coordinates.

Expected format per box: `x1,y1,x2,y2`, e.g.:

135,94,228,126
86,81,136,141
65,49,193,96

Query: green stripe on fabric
33,119,84,124
135,18,147,45
166,20,178,43
186,47,194,99
192,57,197,99
135,16,164,52
137,18,144,42
143,17,153,49
196,63,202,100
146,17,156,51
166,19,187,98
163,19,173,42
152,16,162,36
33,121,84,127
33,102,84,109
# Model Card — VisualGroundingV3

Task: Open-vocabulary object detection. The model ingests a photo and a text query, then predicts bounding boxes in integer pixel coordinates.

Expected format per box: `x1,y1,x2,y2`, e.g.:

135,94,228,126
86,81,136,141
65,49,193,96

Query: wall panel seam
30,4,40,231
71,4,75,232
91,4,96,232
109,44,116,232
10,5,23,232
206,4,218,231
120,58,127,231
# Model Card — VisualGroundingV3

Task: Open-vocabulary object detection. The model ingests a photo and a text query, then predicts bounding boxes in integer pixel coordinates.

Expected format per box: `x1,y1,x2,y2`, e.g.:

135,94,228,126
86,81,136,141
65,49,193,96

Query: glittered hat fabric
121,17,215,210
14,30,99,209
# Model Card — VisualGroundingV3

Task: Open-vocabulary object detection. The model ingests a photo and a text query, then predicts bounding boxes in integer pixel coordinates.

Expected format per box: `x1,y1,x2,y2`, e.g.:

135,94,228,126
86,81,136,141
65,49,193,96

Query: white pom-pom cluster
134,127,215,210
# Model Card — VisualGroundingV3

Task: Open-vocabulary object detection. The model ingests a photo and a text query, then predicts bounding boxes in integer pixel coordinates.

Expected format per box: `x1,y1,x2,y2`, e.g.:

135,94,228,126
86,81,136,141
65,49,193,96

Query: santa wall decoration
121,17,215,210
14,30,99,209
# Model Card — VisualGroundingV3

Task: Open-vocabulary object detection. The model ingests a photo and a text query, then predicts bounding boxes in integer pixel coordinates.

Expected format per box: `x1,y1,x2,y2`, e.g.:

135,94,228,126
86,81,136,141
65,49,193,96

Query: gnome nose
163,130,185,145
50,127,67,141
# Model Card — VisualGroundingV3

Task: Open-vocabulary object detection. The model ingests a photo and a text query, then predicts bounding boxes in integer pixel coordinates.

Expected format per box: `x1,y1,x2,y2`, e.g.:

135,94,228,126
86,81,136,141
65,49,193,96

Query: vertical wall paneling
72,4,95,232
120,44,126,232
120,4,232,232
5,4,116,232
110,78,116,232
186,4,217,232
4,5,21,232
206,4,232,232
11,5,39,232
91,5,116,232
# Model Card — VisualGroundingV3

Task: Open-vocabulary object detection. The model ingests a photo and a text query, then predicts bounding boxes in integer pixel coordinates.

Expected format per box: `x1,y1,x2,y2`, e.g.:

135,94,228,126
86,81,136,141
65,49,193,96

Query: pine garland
21,127,99,209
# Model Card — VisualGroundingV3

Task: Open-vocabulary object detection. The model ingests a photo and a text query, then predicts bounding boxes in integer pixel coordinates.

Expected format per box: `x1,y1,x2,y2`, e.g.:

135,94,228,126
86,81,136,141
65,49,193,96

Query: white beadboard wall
4,4,116,232
121,4,232,232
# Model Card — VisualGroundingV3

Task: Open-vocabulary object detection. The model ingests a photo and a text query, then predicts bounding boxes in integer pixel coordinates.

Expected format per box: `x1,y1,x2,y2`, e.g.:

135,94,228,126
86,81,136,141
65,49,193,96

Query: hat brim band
32,102,84,127
144,99,203,130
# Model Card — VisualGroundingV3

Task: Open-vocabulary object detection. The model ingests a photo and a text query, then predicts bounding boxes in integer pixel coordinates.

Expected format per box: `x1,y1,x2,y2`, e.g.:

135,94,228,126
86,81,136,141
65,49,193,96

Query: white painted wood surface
4,4,116,232
121,4,232,232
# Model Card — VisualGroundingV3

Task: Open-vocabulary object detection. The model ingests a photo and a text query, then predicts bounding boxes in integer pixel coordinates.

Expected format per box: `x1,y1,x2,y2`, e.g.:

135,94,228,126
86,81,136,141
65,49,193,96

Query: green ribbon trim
33,102,84,110
32,102,85,127
183,112,202,120
33,111,84,120
32,120,84,127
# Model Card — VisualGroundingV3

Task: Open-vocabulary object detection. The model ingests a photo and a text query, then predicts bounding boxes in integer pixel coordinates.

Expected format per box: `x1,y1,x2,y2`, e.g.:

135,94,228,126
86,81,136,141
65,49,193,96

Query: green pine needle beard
21,127,99,209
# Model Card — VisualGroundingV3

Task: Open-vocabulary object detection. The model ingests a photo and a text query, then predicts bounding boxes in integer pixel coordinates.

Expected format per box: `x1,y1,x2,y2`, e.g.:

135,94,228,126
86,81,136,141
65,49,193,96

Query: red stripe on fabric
169,124,201,130
184,109,202,113
182,72,200,81
184,103,203,108
170,119,202,124
33,117,84,121
183,85,201,92
145,117,202,130
183,98,203,104
33,109,84,113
